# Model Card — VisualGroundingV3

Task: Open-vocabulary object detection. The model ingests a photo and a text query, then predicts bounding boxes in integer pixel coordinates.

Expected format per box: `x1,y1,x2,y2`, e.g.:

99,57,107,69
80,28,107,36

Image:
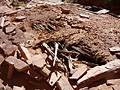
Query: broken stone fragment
0,17,5,28
5,25,16,34
97,83,113,90
77,59,120,88
6,10,18,15
96,9,109,14
0,79,3,84
71,24,84,29
80,14,89,19
112,85,120,90
0,30,11,45
69,64,88,80
5,85,12,90
37,65,51,77
4,21,10,27
89,87,98,90
0,82,4,90
0,6,13,14
109,46,120,52
13,86,25,90
11,29,25,44
89,83,113,90
0,54,4,65
15,16,26,20
5,56,30,72
31,53,50,78
55,15,61,20
107,79,120,85
32,53,47,68
115,53,120,58
0,44,18,56
18,44,32,64
57,75,73,90
61,7,70,14
6,0,12,6
79,87,89,90
7,62,14,79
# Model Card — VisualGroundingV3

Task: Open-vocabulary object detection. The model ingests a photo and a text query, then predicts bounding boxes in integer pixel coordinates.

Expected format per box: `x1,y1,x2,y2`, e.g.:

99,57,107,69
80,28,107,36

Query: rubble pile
0,0,119,90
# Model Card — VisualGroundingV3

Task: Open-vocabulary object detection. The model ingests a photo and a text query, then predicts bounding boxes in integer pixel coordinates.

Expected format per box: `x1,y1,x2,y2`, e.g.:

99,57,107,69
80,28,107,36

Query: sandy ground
0,0,120,90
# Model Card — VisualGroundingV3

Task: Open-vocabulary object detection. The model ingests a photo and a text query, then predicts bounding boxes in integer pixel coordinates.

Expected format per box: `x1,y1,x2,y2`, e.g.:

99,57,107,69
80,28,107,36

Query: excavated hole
41,40,107,68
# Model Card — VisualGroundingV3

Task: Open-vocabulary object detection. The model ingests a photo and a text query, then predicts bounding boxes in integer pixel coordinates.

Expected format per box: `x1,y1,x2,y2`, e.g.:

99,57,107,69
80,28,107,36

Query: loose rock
57,75,74,90
32,53,47,68
18,44,32,64
15,16,26,20
0,6,12,14
0,82,4,90
61,7,70,14
13,86,25,90
107,79,120,85
109,46,120,52
96,9,109,14
0,44,17,56
5,56,30,72
80,14,89,19
5,25,16,34
77,59,120,88
112,85,120,90
69,64,88,80
0,17,5,28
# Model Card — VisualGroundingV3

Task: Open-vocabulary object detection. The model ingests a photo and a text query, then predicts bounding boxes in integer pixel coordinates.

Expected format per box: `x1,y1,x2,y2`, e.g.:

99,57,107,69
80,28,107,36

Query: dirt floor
13,3,120,62
0,0,120,90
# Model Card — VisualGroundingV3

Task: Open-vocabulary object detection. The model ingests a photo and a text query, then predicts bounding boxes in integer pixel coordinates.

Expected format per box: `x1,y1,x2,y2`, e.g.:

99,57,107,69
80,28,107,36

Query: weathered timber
42,42,61,63
49,71,61,86
53,42,59,66
32,53,47,68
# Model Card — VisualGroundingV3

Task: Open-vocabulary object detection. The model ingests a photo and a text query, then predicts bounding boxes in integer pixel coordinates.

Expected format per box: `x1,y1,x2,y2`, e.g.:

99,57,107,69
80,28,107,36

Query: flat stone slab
107,79,120,85
31,53,47,68
5,56,29,72
97,84,112,90
57,75,74,90
13,86,25,90
15,16,26,20
69,64,88,80
0,6,13,14
77,59,120,88
109,46,120,52
0,44,17,56
112,85,120,90
5,25,16,34
18,44,32,64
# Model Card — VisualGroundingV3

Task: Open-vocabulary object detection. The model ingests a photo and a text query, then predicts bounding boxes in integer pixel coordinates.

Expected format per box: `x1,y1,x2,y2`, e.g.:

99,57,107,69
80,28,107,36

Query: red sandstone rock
77,59,120,88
